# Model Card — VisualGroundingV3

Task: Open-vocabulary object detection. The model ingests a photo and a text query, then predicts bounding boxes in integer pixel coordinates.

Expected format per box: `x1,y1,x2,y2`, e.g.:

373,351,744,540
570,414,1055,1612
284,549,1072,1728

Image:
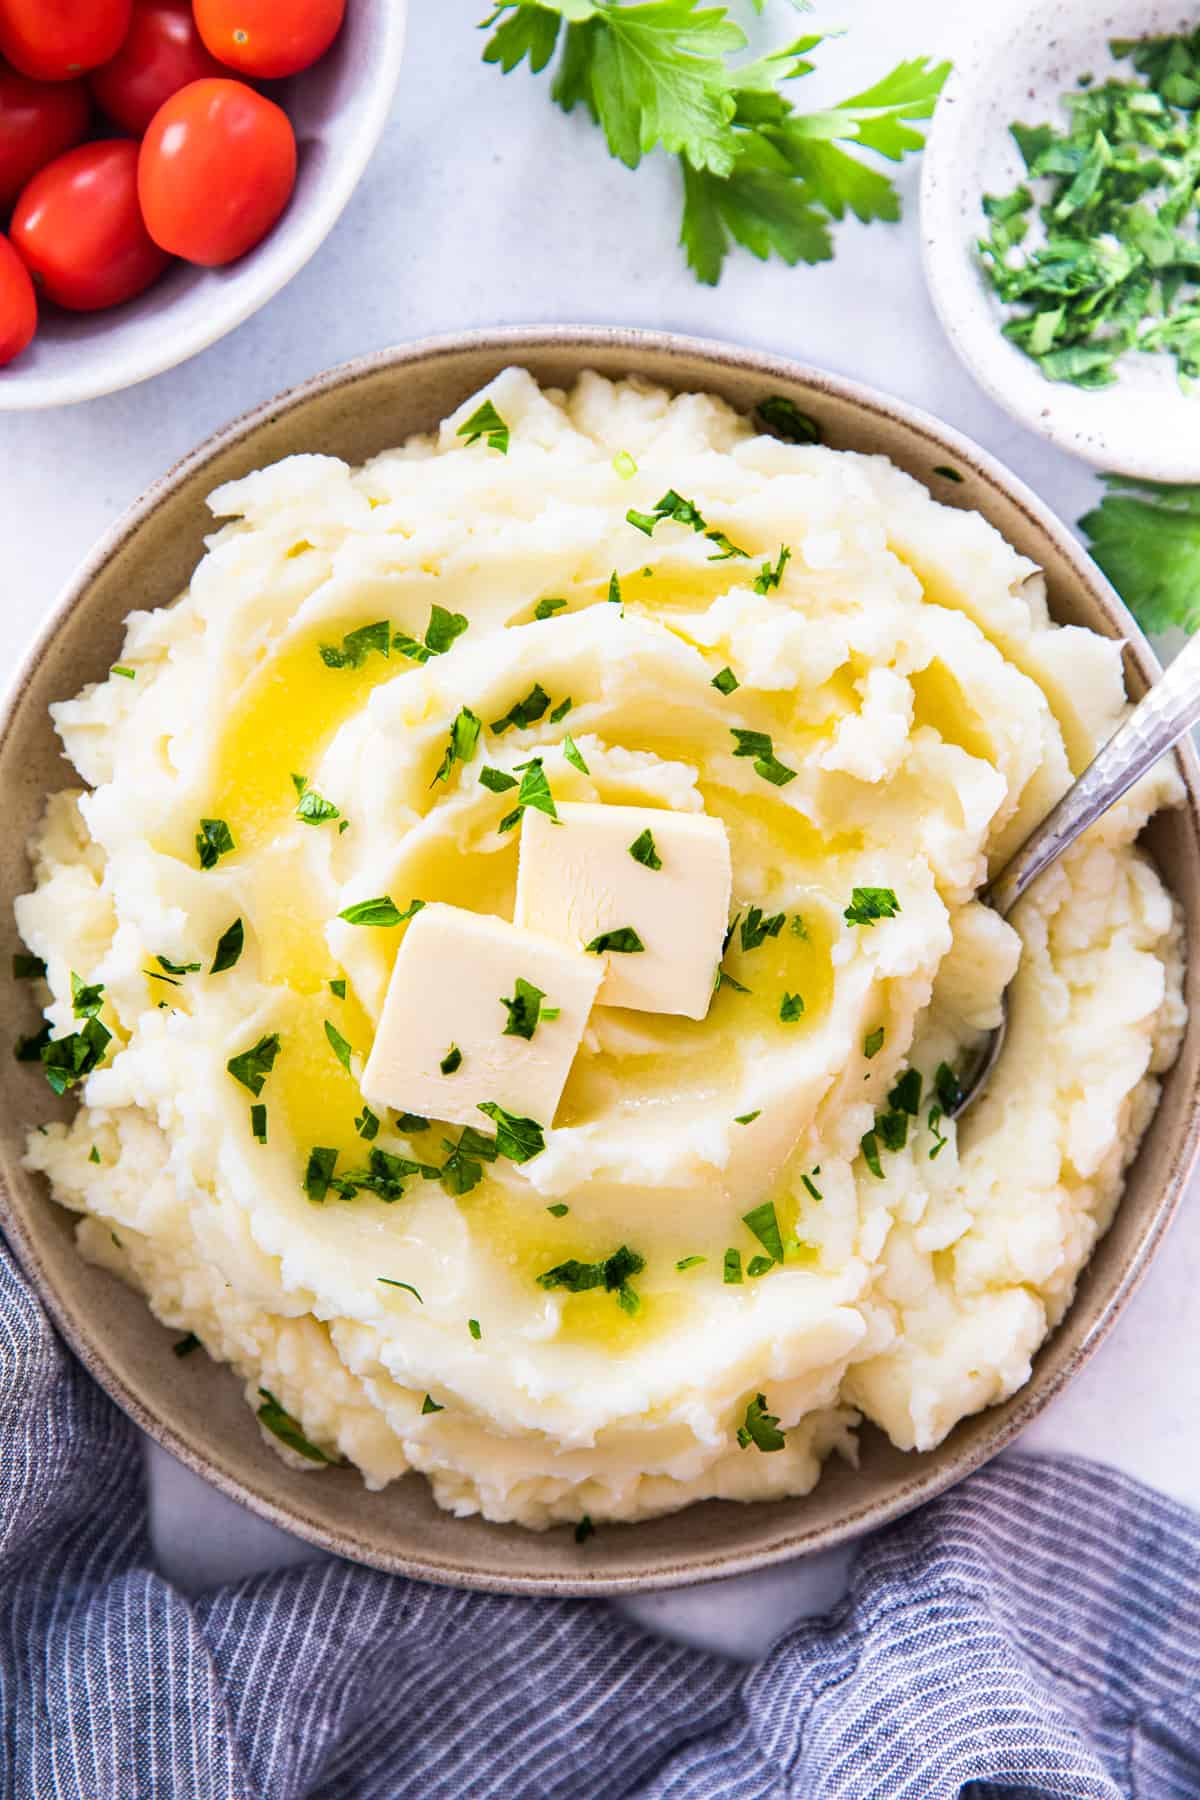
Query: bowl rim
0,3,409,412
3,323,1198,1594
918,0,1200,482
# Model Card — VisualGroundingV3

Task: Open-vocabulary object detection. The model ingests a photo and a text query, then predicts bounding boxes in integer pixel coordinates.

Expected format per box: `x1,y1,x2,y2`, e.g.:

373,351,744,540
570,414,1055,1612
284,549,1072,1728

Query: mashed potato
14,370,1185,1527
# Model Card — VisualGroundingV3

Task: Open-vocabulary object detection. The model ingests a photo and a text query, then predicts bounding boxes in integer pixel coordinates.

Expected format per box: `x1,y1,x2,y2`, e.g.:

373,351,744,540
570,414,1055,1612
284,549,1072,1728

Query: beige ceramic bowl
3,327,1198,1595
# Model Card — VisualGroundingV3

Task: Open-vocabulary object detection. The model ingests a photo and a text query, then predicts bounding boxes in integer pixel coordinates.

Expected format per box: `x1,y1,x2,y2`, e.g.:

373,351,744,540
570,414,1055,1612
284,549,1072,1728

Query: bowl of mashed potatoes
3,328,1198,1593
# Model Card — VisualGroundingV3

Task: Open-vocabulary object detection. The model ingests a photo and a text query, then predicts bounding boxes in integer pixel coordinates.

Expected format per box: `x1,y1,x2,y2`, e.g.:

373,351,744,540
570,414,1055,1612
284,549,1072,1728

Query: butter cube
360,903,602,1129
514,803,732,1020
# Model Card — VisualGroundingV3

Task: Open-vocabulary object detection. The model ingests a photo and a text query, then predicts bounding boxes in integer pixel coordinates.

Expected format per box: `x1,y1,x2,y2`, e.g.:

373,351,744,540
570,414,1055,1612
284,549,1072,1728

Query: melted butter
207,620,400,858
910,659,995,764
273,985,378,1164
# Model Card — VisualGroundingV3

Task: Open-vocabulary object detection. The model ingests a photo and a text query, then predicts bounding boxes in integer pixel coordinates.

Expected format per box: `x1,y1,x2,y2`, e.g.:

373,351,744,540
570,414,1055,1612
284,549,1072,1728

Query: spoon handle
988,631,1200,919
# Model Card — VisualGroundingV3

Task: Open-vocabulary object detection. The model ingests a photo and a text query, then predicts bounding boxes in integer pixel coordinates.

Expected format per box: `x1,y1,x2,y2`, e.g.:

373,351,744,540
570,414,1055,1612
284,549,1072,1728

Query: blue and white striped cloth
2,1230,1198,1800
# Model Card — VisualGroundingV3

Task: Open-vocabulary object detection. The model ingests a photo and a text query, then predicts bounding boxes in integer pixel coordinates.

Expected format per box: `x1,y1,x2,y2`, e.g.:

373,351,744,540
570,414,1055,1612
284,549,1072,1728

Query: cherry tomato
193,0,344,80
0,230,35,362
90,1,224,135
138,79,295,267
0,0,132,83
0,64,90,211
11,139,170,311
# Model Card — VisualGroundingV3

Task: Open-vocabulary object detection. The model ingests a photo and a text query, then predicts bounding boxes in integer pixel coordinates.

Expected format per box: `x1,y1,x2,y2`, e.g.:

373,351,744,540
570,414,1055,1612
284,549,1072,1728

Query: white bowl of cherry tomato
0,0,407,407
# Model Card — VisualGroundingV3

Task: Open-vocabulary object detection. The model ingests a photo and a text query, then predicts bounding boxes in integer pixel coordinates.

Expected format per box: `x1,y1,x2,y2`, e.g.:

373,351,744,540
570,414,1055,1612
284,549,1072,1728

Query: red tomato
193,0,344,80
0,230,35,362
90,1,224,135
0,0,131,83
11,139,170,311
0,64,91,210
138,79,295,266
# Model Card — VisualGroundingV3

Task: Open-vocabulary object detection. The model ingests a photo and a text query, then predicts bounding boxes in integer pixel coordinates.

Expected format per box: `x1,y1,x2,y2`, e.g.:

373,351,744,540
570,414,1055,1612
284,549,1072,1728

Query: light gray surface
3,0,1197,1658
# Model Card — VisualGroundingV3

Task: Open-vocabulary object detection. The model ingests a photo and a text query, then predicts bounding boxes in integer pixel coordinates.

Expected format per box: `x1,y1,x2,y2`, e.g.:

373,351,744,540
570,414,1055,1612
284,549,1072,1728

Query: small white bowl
0,1,407,411
921,0,1200,481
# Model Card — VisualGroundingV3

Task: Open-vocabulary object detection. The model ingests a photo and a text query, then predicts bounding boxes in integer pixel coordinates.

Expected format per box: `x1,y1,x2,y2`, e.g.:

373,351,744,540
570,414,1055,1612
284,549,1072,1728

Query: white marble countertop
3,0,1198,1660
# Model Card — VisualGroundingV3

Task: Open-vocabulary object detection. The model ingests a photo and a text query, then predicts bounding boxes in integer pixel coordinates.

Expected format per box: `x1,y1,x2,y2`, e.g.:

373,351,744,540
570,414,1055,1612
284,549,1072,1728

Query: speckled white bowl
921,0,1200,480
0,1,407,411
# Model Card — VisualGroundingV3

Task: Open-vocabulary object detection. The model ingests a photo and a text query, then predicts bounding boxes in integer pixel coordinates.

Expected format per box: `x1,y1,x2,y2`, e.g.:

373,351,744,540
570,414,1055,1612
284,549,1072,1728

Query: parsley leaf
628,487,747,559
780,991,804,1022
211,919,244,973
740,906,784,952
629,827,662,869
730,727,797,787
844,886,901,926
742,1199,783,1263
70,971,105,1016
711,666,739,695
440,1044,463,1075
227,1032,281,1097
723,1247,743,1283
319,621,391,670
378,1277,424,1301
757,396,820,443
736,1392,786,1452
491,683,551,734
394,603,470,662
355,1105,380,1141
477,1100,546,1162
195,818,234,870
155,955,200,977
338,895,424,928
585,925,645,954
864,1026,885,1059
676,1254,705,1271
37,1016,112,1095
537,1244,645,1316
296,787,342,826
257,1389,335,1463
562,733,589,773
457,399,510,453
480,765,519,793
324,1019,354,1073
499,757,559,833
753,545,791,593
535,596,568,620
501,976,547,1040
421,1393,445,1414
251,1103,268,1143
1079,477,1200,636
432,706,483,784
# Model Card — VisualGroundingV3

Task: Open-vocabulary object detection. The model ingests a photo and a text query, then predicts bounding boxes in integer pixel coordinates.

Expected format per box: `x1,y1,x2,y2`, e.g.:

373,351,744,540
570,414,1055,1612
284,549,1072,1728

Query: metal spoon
950,629,1200,1120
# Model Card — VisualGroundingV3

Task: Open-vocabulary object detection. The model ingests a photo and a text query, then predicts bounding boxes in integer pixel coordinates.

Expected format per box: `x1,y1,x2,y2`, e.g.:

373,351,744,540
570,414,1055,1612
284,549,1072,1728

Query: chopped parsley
338,895,424,928
394,604,469,662
574,1515,595,1544
34,1014,112,1095
737,1393,786,1452
194,817,238,873
889,1068,923,1116
295,784,342,826
608,571,623,608
978,33,1200,389
111,664,136,679
319,620,390,670
378,1278,424,1301
491,683,550,734
154,955,200,977
324,1020,354,1073
723,1248,743,1284
432,706,483,785
251,1103,268,1143
547,1202,569,1218
742,1200,783,1264
354,1106,380,1141
585,926,645,955
439,1125,498,1196
469,1318,482,1340
747,1255,775,1278
613,450,638,480
480,765,518,793
329,977,347,999
173,1332,201,1358
70,972,103,1016
501,976,549,1040
421,1394,445,1414
933,465,964,483
734,1110,760,1125
711,666,739,695
477,1101,545,1162
440,1044,463,1076
626,489,748,561
628,828,662,870
801,1169,823,1201
88,1144,101,1164
860,1130,884,1180
935,1061,963,1115
753,546,792,594
12,953,46,980
257,1389,335,1463
864,1026,885,1059
534,596,568,620
740,907,784,953
1078,477,1200,637
729,728,797,788
757,398,821,445
397,1112,430,1132
676,1254,706,1272
211,919,244,974
844,886,900,927
457,398,510,454
227,1033,281,1097
549,695,573,724
499,757,558,833
537,1244,645,1316
562,734,588,773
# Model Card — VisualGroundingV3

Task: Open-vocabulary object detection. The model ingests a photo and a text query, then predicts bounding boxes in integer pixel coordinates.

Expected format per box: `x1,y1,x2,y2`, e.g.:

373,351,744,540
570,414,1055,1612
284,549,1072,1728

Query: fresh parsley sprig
480,4,949,286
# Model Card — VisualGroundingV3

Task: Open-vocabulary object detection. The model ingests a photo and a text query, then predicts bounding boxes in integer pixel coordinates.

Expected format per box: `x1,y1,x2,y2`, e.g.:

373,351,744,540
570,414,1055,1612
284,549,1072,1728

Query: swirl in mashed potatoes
15,370,1185,1527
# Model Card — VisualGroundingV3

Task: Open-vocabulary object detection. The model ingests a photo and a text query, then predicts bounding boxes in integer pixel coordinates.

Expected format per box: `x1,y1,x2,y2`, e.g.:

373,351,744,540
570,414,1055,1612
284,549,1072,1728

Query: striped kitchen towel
1,1231,1197,1800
